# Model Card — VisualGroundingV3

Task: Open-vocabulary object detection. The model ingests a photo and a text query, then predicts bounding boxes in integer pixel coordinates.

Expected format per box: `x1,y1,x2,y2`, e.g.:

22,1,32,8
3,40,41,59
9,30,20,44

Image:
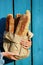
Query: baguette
15,10,31,36
6,14,14,33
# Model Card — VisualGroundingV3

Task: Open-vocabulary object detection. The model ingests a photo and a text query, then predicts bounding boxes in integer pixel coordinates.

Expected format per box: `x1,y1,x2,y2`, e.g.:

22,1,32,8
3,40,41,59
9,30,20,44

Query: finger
2,51,19,57
10,55,18,60
2,52,18,60
2,52,15,56
25,40,31,47
20,40,31,46
22,45,29,49
20,40,31,49
2,52,9,56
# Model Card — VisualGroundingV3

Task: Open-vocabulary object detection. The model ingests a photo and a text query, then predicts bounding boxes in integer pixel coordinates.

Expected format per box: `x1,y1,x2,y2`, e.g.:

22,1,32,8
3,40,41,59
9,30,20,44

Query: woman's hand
2,52,18,60
20,40,31,49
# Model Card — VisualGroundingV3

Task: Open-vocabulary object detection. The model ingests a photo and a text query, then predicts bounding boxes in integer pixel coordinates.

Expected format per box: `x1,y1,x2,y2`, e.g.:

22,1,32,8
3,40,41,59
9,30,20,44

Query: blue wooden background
0,0,43,65
32,0,43,65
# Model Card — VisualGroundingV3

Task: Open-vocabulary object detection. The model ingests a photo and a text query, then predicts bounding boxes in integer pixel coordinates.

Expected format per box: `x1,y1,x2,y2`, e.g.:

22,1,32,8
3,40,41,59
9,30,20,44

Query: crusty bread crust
15,11,31,36
6,14,14,33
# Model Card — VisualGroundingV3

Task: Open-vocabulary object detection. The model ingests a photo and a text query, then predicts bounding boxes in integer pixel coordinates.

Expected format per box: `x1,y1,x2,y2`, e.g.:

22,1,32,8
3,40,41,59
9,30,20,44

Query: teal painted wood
0,0,14,65
14,0,31,65
14,0,31,15
32,0,43,65
0,0,13,19
5,62,14,65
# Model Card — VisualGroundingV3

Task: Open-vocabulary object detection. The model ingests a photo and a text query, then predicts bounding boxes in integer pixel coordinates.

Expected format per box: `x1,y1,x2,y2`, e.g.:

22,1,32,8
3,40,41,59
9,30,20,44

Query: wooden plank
0,0,13,18
0,0,14,65
14,0,31,65
5,62,14,65
32,0,43,65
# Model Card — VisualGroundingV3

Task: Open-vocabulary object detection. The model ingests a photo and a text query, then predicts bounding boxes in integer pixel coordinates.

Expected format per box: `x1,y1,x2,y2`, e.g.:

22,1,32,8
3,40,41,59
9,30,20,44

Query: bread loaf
6,14,14,33
15,10,31,36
